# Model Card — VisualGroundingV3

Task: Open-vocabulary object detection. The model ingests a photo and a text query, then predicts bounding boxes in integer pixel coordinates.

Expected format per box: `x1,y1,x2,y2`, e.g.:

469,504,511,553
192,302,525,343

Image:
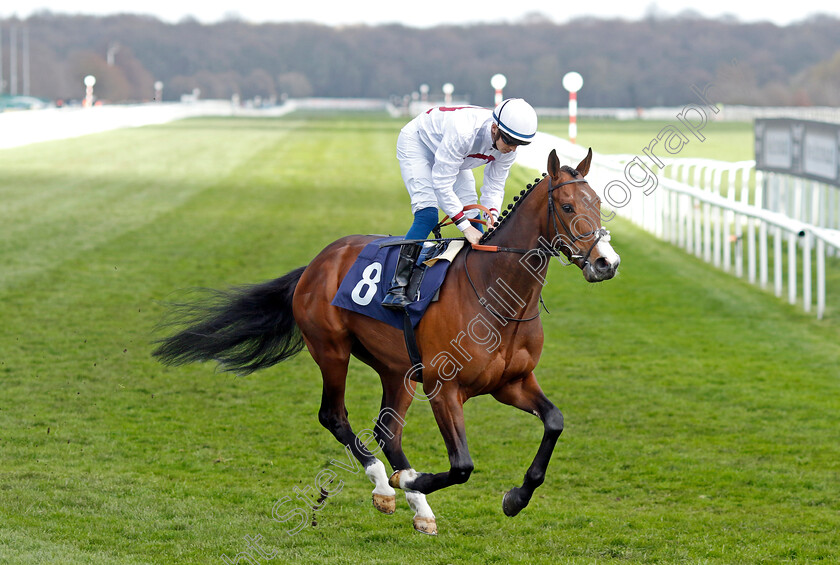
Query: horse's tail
152,266,308,375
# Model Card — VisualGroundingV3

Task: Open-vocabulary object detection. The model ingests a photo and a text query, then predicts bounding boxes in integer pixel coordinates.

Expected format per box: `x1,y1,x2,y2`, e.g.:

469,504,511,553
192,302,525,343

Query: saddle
331,236,463,328
331,236,465,383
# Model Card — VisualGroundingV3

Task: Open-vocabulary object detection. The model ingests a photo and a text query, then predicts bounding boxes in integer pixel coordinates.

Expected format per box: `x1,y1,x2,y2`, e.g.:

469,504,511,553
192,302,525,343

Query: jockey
382,98,538,310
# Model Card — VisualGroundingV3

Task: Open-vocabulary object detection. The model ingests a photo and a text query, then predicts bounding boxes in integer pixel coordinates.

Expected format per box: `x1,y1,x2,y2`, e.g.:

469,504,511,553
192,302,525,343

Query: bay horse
153,148,620,535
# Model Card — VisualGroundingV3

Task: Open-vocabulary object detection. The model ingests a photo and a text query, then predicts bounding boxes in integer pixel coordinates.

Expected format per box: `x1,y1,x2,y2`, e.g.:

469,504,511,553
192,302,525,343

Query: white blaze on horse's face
589,229,621,283
573,186,620,283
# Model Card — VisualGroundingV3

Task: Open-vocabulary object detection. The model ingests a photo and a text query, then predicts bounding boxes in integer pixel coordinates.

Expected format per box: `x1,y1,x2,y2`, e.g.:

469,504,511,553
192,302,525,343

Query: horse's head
545,148,620,282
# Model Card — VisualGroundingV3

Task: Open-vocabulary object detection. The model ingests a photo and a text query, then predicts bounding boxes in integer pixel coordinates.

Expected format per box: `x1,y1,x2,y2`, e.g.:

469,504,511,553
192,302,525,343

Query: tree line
2,12,840,107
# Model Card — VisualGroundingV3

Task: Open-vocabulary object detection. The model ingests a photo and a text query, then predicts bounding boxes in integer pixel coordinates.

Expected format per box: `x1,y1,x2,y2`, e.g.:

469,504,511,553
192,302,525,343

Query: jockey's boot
381,243,421,311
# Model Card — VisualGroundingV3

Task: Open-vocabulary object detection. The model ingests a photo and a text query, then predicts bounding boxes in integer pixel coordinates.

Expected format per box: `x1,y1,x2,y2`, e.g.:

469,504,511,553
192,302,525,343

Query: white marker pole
84,75,96,108
442,83,454,105
491,74,507,106
562,72,583,144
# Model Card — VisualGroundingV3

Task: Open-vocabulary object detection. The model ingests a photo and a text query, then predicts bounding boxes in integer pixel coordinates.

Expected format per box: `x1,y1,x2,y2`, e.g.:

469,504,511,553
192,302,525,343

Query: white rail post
803,230,812,313
747,217,756,283
662,185,670,240
774,227,783,297
793,177,803,221
654,184,662,237
734,212,743,278
705,164,715,193
633,177,643,229
742,167,755,282
794,178,804,223
697,199,704,256
723,170,735,273
703,202,712,263
817,238,826,319
788,231,797,306
685,195,694,253
755,170,764,209
760,221,769,288
713,205,722,269
712,165,721,195
672,191,680,246
740,163,752,204
770,173,780,213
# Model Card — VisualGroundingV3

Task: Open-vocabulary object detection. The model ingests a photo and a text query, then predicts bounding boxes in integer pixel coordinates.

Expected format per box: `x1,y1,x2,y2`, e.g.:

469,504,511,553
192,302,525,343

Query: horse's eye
561,204,575,214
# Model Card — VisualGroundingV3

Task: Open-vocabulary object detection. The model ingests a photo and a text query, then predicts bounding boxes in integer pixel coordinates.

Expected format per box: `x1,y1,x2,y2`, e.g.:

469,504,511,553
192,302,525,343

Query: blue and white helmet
493,98,538,144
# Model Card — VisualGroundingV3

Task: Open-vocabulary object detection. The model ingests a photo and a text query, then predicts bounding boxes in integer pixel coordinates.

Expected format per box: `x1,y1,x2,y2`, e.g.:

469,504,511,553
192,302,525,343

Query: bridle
464,174,610,323
469,175,610,265
545,176,610,266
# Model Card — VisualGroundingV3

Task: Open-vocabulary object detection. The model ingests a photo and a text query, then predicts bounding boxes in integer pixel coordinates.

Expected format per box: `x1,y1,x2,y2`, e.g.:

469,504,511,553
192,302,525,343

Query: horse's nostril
594,257,610,273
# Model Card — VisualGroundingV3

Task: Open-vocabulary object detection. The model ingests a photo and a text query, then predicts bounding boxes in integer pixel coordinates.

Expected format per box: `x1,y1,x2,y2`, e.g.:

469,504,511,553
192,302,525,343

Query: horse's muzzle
584,254,620,282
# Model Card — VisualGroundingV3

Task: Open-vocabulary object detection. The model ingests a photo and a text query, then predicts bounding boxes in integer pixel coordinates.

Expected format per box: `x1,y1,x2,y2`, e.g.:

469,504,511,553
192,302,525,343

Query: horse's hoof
502,488,525,517
413,516,438,536
372,493,396,515
388,470,403,490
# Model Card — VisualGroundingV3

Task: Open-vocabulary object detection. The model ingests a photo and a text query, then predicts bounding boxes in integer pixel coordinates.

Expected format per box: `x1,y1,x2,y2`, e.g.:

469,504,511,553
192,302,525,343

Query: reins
432,203,489,238
463,249,543,323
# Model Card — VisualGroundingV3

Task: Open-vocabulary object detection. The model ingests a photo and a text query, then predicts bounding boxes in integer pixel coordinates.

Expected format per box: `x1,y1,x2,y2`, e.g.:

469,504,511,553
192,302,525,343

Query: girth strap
402,312,423,383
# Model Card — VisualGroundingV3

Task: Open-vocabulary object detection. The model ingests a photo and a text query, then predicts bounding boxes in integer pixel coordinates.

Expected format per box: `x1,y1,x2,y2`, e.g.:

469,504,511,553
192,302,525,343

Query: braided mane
560,165,580,177
478,165,580,244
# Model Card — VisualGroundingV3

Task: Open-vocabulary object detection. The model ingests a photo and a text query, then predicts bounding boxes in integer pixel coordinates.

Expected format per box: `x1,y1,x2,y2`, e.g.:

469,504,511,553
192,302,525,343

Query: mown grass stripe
1,115,838,564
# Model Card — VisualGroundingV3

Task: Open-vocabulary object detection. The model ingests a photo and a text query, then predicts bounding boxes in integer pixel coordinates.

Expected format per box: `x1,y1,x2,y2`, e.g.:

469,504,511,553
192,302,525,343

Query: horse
153,148,620,535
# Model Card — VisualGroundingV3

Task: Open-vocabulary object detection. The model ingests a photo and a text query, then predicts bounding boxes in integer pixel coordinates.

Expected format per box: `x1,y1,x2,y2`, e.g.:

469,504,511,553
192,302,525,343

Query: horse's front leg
388,384,473,535
491,372,564,517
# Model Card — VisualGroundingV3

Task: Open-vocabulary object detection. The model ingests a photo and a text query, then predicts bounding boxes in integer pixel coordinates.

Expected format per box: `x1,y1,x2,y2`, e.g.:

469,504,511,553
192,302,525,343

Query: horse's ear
547,149,561,179
576,148,593,177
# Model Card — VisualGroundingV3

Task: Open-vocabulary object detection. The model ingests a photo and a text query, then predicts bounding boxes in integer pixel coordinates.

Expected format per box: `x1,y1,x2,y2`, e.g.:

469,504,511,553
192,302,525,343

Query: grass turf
1,115,839,564
539,117,755,162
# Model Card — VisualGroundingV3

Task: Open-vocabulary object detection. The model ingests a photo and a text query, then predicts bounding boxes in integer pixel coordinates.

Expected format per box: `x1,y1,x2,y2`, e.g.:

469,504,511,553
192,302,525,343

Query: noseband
545,177,610,266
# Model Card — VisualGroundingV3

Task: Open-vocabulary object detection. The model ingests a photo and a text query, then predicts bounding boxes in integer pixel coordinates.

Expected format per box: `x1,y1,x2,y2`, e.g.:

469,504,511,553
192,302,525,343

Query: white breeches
397,127,479,218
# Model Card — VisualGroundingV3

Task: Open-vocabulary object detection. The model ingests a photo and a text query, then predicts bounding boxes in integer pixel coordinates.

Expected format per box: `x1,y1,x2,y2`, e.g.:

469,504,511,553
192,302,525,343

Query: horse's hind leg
388,383,475,534
373,375,413,472
390,384,474,494
373,373,437,534
306,336,396,516
491,372,564,517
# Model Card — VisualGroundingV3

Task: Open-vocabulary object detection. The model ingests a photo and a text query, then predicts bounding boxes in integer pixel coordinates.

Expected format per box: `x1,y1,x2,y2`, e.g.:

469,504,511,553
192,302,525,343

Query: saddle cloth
331,236,464,329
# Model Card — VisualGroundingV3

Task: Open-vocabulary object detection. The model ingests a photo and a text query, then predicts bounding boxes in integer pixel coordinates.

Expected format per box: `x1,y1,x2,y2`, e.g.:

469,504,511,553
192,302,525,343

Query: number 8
351,262,382,306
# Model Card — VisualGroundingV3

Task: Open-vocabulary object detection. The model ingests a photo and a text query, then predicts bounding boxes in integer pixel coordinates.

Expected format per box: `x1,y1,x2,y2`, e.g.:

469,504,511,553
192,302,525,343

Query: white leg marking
366,460,397,515
406,490,437,535
405,491,435,519
398,468,419,490
365,460,396,496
